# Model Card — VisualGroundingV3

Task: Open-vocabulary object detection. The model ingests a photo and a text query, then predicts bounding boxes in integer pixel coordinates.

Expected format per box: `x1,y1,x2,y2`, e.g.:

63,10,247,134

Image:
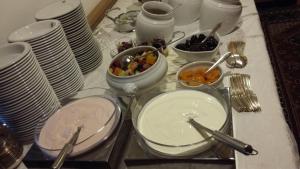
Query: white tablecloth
19,0,300,169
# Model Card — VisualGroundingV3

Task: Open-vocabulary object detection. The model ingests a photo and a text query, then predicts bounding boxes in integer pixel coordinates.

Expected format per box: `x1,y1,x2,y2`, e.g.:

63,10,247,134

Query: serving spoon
204,52,232,74
226,54,248,68
52,126,82,169
226,41,247,68
120,49,159,69
187,118,258,155
197,22,222,46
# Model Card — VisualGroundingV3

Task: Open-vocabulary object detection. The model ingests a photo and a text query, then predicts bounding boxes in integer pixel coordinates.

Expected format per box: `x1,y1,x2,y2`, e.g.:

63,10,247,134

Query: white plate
54,78,84,99
39,49,74,67
0,52,37,81
58,10,86,27
33,42,68,58
28,29,66,48
75,43,102,62
67,29,92,45
77,46,102,63
31,34,67,53
0,63,43,97
27,26,64,45
0,76,54,111
8,20,61,42
79,55,102,73
46,60,82,84
66,26,91,42
54,5,83,21
73,37,96,54
42,53,75,74
2,91,58,123
76,53,102,70
35,0,81,20
67,29,92,47
55,78,84,100
50,65,83,88
0,42,31,71
3,94,59,124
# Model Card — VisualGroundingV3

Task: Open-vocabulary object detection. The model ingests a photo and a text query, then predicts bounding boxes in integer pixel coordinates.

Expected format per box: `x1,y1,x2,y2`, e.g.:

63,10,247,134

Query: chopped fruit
179,65,221,86
175,34,218,52
110,50,158,77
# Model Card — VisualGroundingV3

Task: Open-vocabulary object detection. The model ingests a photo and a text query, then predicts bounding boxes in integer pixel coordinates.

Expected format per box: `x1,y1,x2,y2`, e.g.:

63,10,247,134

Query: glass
0,124,23,169
34,87,122,158
131,82,231,157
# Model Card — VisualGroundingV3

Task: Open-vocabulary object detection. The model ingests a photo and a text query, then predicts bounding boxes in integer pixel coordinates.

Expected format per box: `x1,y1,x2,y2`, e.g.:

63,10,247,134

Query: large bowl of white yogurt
132,86,231,157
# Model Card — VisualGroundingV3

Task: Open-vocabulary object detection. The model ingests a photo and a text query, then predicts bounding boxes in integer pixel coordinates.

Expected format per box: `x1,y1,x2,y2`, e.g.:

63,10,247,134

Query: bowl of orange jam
176,61,223,89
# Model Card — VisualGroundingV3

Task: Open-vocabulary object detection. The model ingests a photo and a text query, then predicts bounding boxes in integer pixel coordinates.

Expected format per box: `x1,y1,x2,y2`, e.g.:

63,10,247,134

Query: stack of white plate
8,20,84,100
35,0,103,74
0,42,61,143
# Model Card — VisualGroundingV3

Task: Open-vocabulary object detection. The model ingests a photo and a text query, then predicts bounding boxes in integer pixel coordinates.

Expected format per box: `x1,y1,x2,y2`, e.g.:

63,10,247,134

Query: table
19,0,300,168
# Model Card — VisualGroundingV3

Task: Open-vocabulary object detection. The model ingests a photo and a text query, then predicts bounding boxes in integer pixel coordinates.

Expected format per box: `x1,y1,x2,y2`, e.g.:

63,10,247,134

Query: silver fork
230,74,261,112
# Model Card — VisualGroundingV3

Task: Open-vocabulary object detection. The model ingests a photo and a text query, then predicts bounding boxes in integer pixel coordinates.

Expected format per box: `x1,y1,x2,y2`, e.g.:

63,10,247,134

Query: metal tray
23,88,235,169
23,110,130,169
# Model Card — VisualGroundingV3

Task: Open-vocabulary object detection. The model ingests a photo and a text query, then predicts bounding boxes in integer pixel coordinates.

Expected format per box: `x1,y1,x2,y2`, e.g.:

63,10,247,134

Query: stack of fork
230,73,261,112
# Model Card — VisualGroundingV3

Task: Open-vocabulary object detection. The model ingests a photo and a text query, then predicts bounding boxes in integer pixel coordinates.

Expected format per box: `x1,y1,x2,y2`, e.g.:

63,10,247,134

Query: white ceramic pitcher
199,0,242,35
163,0,202,25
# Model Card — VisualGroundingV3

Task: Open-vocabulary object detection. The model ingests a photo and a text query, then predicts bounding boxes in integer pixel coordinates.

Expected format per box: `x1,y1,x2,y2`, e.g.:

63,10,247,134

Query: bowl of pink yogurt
34,88,122,157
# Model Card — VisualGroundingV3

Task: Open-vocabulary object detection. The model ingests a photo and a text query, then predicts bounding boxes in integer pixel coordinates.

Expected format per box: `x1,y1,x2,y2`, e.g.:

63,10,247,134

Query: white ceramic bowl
106,46,168,94
176,61,223,89
172,31,220,62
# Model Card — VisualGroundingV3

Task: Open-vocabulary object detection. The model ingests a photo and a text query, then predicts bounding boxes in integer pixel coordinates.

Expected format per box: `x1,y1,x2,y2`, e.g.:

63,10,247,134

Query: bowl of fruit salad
172,31,220,62
176,61,223,89
106,46,168,94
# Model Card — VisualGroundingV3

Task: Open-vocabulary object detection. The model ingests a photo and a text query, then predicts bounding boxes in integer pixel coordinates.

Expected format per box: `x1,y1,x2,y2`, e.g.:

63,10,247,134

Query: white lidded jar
163,0,202,26
135,1,175,43
199,0,242,35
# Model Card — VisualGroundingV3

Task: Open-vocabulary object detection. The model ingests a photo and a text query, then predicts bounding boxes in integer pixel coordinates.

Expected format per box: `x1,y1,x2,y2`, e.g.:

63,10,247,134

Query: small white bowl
172,31,220,62
106,46,168,94
176,61,223,89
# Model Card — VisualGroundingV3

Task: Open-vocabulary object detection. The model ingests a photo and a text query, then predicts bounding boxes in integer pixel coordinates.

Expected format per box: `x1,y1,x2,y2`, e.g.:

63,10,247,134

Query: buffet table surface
19,0,300,169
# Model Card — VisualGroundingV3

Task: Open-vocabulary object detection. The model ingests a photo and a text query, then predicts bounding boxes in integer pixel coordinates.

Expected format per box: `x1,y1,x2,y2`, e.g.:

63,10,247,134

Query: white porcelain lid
0,42,31,70
35,0,81,20
8,20,60,42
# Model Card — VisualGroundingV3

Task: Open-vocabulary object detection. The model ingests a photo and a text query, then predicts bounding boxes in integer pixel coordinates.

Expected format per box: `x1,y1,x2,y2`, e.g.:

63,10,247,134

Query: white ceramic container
172,31,220,62
199,0,242,35
106,46,168,94
176,61,224,89
163,0,202,25
135,1,175,43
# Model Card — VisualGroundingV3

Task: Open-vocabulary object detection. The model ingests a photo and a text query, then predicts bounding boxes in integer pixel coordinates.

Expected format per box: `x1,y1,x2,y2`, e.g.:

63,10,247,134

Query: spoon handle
200,22,222,44
205,52,232,74
188,118,258,155
51,127,81,169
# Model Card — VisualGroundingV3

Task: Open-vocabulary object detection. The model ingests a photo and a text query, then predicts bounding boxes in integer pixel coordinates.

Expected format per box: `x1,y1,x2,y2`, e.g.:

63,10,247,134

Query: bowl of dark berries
172,31,220,62
106,46,168,94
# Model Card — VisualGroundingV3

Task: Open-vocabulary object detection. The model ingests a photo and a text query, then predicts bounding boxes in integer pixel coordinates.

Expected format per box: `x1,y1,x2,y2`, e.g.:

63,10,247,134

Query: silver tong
52,126,82,169
188,118,258,156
